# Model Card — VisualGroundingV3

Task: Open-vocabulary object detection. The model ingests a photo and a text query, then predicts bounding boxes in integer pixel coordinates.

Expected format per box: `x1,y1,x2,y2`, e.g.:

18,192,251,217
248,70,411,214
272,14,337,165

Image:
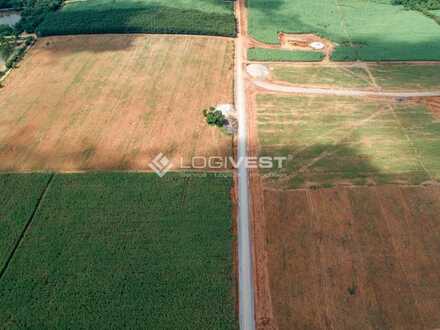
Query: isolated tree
203,107,227,127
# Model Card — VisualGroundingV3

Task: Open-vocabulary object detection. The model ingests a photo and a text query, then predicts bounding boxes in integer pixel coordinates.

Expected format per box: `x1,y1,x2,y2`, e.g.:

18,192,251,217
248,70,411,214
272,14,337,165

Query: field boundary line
253,80,440,97
0,173,55,281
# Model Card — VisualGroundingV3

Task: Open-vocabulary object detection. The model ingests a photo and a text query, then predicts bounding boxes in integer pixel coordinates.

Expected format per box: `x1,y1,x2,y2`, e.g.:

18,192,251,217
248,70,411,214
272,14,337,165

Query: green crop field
248,0,440,61
0,174,51,271
256,94,440,188
38,0,236,37
269,64,440,90
248,48,324,62
0,173,236,329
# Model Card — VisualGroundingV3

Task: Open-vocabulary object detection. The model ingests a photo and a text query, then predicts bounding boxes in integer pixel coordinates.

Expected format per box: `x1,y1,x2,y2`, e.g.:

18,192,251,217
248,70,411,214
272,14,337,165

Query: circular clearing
246,64,270,80
309,42,325,50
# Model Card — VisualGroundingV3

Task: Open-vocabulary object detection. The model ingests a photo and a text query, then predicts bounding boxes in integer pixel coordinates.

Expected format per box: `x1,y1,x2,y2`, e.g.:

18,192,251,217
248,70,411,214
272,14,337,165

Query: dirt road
253,80,440,97
235,0,256,329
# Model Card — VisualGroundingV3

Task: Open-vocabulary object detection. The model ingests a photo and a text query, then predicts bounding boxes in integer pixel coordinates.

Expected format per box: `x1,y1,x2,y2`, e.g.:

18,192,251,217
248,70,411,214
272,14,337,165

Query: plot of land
268,63,440,90
0,35,234,171
0,174,51,270
247,0,440,61
256,94,440,188
0,173,236,329
38,0,236,37
263,185,440,330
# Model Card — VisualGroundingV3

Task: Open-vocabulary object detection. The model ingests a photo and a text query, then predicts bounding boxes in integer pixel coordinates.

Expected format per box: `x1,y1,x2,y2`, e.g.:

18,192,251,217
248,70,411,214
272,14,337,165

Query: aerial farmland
1,0,440,329
0,0,238,328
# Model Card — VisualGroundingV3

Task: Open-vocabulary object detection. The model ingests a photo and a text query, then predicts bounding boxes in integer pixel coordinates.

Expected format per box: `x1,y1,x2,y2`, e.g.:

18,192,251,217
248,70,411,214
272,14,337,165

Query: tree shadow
259,142,433,189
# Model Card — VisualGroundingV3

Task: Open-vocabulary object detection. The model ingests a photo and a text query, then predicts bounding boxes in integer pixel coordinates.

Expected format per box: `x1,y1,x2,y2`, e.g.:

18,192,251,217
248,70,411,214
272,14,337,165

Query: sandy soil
259,185,440,330
0,35,234,171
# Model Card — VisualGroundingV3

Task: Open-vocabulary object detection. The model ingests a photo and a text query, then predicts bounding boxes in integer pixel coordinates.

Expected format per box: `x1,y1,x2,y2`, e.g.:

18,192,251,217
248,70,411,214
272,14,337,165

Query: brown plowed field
261,185,440,330
0,35,234,171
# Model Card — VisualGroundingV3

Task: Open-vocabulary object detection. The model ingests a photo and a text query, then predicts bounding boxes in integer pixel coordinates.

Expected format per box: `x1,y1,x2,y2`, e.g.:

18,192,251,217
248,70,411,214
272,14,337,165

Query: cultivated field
264,185,440,330
247,0,440,61
268,63,440,91
0,35,234,171
0,174,51,270
0,173,236,328
256,94,440,189
248,48,324,62
251,90,440,329
38,0,236,37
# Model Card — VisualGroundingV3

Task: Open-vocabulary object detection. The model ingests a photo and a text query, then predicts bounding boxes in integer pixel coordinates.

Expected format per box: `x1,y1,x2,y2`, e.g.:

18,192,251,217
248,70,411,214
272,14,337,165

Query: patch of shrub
0,0,21,9
37,7,236,37
393,0,440,10
203,107,227,127
15,0,63,33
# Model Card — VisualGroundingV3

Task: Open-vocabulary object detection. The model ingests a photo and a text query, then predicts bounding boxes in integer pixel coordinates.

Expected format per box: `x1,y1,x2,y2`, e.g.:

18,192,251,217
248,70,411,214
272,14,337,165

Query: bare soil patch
259,185,440,330
0,35,234,171
425,97,440,119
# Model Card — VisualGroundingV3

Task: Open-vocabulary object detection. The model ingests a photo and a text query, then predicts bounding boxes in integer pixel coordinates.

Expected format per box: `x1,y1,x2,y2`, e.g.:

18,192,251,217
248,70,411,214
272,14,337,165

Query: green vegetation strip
256,95,440,188
0,173,236,329
37,0,236,37
248,48,324,62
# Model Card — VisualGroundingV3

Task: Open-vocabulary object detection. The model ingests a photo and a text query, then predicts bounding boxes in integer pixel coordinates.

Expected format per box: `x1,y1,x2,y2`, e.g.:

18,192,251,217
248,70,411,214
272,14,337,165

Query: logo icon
149,153,172,177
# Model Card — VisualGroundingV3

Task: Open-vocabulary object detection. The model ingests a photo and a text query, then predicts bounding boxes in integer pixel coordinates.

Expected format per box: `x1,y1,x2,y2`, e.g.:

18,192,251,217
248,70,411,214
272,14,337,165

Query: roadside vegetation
248,0,440,61
0,24,34,79
37,0,236,37
248,48,324,62
0,173,237,329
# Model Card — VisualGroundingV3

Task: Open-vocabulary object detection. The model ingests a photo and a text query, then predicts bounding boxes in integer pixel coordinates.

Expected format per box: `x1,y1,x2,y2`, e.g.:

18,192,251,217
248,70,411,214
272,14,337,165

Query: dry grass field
0,35,234,171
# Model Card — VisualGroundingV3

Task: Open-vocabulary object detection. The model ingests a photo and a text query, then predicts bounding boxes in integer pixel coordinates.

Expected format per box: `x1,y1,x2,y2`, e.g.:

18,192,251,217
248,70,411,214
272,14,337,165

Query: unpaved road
253,80,440,97
235,0,256,329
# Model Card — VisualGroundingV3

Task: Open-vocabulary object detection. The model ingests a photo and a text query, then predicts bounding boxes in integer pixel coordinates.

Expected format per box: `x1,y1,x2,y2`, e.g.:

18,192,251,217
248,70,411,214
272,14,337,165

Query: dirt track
0,35,234,171
253,80,440,97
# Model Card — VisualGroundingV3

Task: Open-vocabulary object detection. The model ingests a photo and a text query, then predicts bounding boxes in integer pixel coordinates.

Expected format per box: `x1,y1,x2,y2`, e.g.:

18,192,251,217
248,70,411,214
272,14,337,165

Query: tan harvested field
260,185,440,330
0,35,234,171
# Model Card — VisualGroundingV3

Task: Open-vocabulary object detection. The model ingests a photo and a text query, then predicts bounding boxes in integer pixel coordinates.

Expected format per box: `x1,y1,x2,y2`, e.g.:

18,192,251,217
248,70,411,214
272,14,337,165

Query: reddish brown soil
425,97,440,119
0,35,234,171
258,185,440,330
